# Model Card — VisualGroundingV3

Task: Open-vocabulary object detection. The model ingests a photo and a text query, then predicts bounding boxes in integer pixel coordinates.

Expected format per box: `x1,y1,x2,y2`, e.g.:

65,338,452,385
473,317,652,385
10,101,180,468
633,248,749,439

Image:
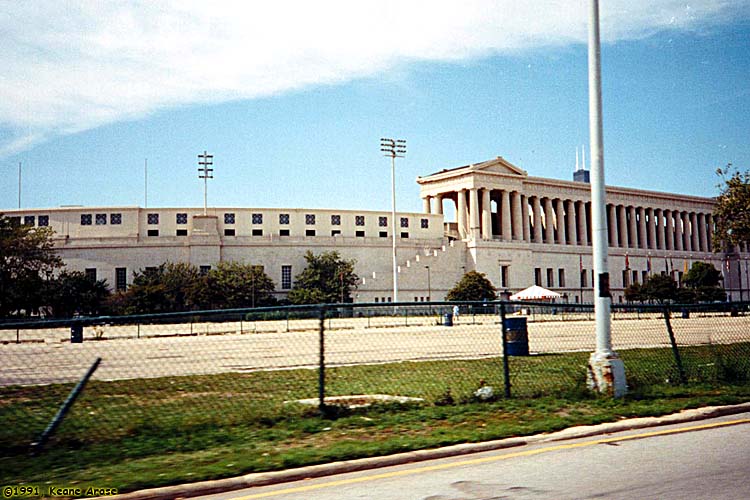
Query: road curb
105,402,750,500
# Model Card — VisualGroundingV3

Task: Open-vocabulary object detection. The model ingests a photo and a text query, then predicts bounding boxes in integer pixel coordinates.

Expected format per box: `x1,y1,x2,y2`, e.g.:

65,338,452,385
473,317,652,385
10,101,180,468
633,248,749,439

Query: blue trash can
442,312,453,326
503,317,529,356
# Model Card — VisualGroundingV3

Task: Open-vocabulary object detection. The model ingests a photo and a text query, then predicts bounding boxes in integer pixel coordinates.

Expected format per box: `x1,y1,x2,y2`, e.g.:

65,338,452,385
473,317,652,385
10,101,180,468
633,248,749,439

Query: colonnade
422,189,714,253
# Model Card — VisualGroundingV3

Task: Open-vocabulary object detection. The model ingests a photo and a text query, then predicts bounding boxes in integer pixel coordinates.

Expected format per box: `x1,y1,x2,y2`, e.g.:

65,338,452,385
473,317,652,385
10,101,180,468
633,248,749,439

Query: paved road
197,412,750,500
1,314,748,386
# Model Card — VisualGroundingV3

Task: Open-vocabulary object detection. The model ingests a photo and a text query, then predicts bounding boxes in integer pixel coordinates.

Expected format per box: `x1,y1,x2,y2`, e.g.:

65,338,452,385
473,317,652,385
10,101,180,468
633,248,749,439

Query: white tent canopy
509,285,562,301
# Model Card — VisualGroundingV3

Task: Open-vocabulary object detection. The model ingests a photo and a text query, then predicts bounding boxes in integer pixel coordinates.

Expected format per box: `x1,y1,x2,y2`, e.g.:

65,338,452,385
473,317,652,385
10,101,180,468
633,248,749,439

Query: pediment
470,157,527,177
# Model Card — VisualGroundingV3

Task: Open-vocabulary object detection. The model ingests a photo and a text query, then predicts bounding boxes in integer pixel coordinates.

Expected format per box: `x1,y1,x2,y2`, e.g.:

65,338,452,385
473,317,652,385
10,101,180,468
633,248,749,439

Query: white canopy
509,285,562,301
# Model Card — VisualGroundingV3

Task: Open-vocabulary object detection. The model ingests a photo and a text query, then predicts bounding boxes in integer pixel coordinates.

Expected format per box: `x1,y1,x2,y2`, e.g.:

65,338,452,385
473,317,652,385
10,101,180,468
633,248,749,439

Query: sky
1,1,749,214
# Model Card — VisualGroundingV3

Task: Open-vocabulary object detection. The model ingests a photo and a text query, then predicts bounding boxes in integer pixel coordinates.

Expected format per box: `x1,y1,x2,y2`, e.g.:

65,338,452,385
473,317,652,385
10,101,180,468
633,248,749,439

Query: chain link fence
2,300,749,459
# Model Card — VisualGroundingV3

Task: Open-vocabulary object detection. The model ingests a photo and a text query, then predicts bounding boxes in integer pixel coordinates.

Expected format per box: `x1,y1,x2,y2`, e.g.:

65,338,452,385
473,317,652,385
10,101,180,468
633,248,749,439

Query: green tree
446,271,497,302
683,261,726,302
713,164,750,252
624,282,644,303
48,270,111,317
200,261,277,309
287,251,358,304
0,215,62,316
641,274,678,304
119,262,202,314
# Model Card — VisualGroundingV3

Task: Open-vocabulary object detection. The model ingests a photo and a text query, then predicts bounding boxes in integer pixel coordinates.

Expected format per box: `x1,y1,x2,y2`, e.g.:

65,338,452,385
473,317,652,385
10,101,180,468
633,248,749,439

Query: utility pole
18,162,21,209
197,151,214,216
587,0,626,397
380,138,406,305
144,158,148,208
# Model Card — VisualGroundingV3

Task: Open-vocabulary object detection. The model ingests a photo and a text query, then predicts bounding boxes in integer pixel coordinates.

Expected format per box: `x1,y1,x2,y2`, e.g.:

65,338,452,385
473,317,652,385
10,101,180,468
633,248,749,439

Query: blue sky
1,1,749,214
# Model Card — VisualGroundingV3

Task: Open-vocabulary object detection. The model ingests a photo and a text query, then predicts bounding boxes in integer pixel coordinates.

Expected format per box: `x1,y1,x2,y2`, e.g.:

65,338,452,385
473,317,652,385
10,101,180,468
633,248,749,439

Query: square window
379,216,388,227
147,213,159,225
279,213,290,225
379,231,388,238
95,214,107,225
331,229,341,236
331,214,341,225
305,214,316,225
280,229,290,236
400,217,409,228
81,214,92,225
176,213,188,225
252,229,263,236
355,215,365,226
421,218,429,229
356,230,365,237
225,213,236,224
84,268,97,281
147,229,159,237
38,215,49,227
281,265,292,290
176,229,188,236
115,267,127,291
252,213,263,224
23,215,35,226
199,265,211,275
400,232,409,238
306,229,316,236
110,213,122,225
224,228,236,236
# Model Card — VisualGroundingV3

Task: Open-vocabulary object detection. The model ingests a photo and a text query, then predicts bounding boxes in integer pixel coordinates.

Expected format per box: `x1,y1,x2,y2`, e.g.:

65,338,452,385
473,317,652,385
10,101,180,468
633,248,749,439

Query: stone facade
5,156,748,302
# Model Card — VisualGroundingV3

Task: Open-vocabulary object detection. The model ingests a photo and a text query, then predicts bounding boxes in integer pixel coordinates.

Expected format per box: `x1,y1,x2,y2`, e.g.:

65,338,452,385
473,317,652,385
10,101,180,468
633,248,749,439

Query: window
558,269,566,288
379,231,388,238
147,213,159,225
252,213,263,224
331,215,341,225
115,267,127,291
331,230,341,236
421,218,429,229
379,216,388,227
280,229,290,236
400,232,409,238
176,213,188,225
546,268,554,288
374,297,379,303
534,268,542,286
501,265,509,288
356,230,365,237
279,213,290,225
622,270,629,288
147,229,159,237
224,228,236,236
38,215,49,227
225,213,236,224
81,214,92,225
355,215,365,226
642,271,648,283
305,214,316,225
84,268,97,281
252,229,262,236
400,217,409,228
306,229,316,236
24,215,35,226
580,269,588,288
281,265,292,290
632,270,638,284
110,213,122,225
95,214,107,225
200,266,211,275
176,229,188,236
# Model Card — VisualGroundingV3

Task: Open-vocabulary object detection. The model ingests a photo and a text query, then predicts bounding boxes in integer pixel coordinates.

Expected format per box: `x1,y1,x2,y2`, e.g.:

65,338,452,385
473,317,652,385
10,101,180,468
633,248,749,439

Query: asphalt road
196,412,750,500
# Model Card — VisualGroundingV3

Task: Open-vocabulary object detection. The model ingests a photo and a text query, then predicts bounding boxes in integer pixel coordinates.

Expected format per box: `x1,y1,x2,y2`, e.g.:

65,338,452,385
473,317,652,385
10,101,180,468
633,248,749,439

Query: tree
641,274,678,304
119,262,202,314
683,261,726,303
446,271,497,302
199,261,276,309
287,251,358,304
0,215,62,316
713,164,750,252
624,282,644,303
48,270,111,317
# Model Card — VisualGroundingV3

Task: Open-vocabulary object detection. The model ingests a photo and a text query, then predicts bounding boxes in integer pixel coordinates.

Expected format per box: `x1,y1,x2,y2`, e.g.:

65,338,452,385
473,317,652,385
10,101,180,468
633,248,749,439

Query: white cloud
0,0,746,155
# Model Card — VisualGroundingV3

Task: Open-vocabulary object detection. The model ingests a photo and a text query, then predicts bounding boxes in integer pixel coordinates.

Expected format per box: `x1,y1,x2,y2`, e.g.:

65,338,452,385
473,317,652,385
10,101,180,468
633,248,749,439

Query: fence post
318,306,327,415
500,302,511,398
663,306,687,384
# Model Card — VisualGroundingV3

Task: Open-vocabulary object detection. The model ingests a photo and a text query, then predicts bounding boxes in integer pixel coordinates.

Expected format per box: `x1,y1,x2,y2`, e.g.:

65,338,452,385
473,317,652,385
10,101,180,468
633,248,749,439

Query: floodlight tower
380,138,406,304
197,151,214,216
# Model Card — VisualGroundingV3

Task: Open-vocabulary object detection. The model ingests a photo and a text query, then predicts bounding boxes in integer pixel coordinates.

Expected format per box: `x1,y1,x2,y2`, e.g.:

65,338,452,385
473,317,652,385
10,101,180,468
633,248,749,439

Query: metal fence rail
1,300,749,457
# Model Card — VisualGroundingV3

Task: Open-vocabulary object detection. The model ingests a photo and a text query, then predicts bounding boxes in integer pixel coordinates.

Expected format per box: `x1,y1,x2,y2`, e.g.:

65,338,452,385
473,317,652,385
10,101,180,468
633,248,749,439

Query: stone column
706,214,713,251
647,208,656,250
422,196,431,214
566,199,577,246
618,205,628,248
682,212,691,251
664,210,674,250
627,206,637,248
501,190,512,242
655,208,664,250
532,196,543,244
434,194,444,215
544,198,555,244
698,212,707,252
608,204,617,247
674,210,684,251
690,213,699,252
469,188,480,240
512,191,523,240
577,201,588,245
457,189,467,239
637,207,647,249
555,198,566,245
521,195,531,242
481,189,492,240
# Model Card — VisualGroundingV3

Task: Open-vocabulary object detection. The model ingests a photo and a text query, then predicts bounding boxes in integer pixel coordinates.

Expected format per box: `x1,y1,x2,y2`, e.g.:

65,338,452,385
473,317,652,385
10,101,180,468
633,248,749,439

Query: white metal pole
144,158,148,208
18,162,21,209
203,151,208,216
391,154,398,304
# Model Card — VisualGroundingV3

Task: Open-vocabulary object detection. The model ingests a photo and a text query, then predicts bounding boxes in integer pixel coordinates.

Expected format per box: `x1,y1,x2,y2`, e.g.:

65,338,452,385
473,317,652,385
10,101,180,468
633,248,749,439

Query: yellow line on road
231,418,750,499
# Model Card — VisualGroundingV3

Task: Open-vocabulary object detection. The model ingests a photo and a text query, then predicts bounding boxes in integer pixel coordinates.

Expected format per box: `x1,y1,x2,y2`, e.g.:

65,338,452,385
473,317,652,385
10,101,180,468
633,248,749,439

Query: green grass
2,344,750,494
